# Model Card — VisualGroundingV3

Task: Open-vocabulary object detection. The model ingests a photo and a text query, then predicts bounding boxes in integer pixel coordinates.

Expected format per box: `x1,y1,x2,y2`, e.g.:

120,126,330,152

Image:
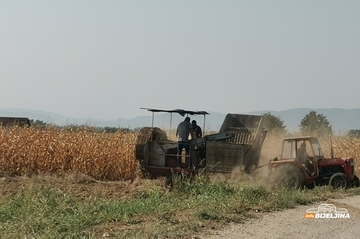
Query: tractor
135,108,268,187
268,136,359,189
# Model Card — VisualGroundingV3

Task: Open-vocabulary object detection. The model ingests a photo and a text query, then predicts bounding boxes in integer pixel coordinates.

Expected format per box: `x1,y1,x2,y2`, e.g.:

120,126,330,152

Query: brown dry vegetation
1,128,360,238
0,126,138,181
327,136,360,175
0,127,360,181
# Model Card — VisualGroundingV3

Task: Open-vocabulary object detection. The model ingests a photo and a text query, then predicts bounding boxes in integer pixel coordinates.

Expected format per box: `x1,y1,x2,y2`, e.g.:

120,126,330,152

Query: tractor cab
280,136,323,177
281,137,324,160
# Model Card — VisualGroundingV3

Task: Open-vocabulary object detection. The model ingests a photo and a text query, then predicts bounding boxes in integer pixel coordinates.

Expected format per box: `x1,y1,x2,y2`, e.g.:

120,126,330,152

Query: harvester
135,108,268,186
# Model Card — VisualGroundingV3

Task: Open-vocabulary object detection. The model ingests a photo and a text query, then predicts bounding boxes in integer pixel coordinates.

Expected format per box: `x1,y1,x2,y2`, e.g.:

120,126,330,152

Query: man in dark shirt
191,120,202,139
176,117,193,168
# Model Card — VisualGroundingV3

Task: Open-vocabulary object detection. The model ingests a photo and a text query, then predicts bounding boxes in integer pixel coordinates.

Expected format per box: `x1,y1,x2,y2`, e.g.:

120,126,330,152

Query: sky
1,1,359,120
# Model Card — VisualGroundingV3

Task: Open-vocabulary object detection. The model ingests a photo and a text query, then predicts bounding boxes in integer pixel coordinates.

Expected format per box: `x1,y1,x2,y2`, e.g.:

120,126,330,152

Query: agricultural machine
268,136,360,189
135,108,268,185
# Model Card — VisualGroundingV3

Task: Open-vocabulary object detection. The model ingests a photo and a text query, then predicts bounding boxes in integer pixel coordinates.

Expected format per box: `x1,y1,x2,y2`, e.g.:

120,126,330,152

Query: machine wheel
352,175,360,187
329,172,349,189
165,175,173,190
135,127,168,177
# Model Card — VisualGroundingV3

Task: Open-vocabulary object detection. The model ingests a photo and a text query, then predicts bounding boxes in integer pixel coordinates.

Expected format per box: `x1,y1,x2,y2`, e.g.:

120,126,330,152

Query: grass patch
1,175,360,238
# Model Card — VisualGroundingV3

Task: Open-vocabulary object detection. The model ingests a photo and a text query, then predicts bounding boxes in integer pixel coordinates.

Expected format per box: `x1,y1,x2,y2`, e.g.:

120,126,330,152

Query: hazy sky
1,1,359,119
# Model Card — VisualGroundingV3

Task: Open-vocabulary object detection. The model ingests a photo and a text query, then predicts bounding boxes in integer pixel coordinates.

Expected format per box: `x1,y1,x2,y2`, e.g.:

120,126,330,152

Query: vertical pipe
170,113,172,140
151,112,154,128
203,114,206,136
151,112,154,141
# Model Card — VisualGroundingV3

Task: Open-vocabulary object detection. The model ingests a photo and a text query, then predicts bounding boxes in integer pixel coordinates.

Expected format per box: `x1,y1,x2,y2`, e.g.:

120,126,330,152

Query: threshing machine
135,108,268,183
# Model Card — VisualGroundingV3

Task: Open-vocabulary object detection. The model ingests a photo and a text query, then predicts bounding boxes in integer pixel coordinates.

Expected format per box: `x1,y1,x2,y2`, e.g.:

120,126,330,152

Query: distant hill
1,108,360,133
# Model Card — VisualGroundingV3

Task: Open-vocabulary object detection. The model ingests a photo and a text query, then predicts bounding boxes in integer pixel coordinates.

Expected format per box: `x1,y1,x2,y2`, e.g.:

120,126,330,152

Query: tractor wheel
305,183,315,189
329,172,349,189
283,170,303,189
352,175,360,187
270,165,304,189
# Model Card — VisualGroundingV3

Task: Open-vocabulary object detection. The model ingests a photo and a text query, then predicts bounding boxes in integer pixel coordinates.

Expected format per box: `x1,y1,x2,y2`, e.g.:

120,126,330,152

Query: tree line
263,110,344,137
30,111,358,138
29,120,133,133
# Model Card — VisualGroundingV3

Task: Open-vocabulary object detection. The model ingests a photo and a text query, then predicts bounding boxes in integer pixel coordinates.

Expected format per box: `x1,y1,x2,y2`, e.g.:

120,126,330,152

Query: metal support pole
151,112,154,141
151,112,154,128
170,113,172,139
203,114,206,136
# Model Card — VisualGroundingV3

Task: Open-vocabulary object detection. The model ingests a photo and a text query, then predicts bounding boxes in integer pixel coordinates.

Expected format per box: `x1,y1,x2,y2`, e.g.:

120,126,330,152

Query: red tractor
268,136,359,189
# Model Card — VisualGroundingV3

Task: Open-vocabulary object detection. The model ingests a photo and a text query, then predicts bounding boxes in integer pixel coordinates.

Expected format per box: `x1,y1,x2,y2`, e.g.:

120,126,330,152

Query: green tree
348,129,360,138
262,112,286,134
30,119,48,128
299,111,332,137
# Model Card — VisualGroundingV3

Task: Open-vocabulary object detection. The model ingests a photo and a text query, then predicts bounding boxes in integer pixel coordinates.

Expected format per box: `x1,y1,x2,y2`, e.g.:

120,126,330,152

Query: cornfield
1,127,360,181
0,126,138,181
325,136,360,175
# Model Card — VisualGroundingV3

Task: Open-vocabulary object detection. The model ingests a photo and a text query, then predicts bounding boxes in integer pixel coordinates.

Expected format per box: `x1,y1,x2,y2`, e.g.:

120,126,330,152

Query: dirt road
206,195,360,239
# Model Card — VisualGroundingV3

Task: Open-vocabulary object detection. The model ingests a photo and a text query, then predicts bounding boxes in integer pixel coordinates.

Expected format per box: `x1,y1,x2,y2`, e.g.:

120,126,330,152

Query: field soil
204,195,360,239
0,173,160,200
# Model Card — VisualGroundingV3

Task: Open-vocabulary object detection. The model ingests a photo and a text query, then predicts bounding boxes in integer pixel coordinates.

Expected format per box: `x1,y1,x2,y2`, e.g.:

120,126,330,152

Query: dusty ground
204,195,360,239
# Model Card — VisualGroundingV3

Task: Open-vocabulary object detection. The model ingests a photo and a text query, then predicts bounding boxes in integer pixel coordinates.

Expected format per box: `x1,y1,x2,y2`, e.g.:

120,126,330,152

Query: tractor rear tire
352,175,360,187
284,170,303,189
329,172,349,189
270,165,304,189
305,183,315,189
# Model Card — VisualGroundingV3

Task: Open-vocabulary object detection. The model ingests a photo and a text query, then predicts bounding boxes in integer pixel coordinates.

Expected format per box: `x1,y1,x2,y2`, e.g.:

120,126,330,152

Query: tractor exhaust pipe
330,134,334,158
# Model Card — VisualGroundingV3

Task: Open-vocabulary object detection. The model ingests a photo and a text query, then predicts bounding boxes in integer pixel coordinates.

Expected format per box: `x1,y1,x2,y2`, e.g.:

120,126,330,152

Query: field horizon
2,107,360,133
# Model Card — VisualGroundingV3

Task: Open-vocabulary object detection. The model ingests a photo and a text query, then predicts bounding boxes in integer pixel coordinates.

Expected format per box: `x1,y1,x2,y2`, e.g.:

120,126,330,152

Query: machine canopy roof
140,108,209,117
